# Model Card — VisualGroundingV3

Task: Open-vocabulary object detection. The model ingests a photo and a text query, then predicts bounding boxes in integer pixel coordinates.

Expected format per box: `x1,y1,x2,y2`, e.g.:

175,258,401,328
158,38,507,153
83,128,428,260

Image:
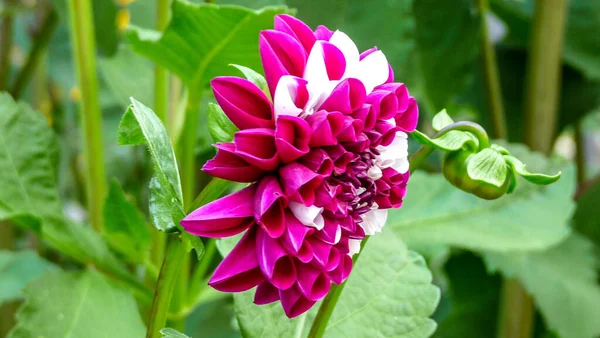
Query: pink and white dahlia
181,14,418,318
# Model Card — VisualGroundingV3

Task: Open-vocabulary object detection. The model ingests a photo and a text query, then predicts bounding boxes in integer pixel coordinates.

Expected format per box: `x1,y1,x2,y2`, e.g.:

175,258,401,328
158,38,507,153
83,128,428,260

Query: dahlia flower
181,14,418,318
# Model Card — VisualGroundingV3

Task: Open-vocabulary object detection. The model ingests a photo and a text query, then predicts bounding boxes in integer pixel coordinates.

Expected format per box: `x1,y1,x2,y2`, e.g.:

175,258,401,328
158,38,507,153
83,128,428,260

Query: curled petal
375,119,399,147
314,25,334,41
289,201,324,230
279,163,323,205
395,96,419,133
256,228,297,290
306,111,345,147
260,30,307,94
281,211,313,255
254,281,280,305
203,143,266,182
273,75,309,118
234,128,280,171
320,78,367,114
352,104,377,131
255,176,287,238
279,286,316,318
211,77,273,130
328,254,353,285
324,145,355,174
275,115,311,163
181,184,256,237
378,83,410,114
356,49,389,93
296,263,331,301
359,208,387,235
366,89,398,121
316,217,342,245
298,149,334,176
209,227,263,292
274,14,316,53
309,238,340,271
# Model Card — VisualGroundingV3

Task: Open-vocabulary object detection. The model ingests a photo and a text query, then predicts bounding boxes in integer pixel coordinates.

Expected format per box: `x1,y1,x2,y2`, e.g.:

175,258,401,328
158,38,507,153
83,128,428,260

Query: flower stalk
66,0,106,232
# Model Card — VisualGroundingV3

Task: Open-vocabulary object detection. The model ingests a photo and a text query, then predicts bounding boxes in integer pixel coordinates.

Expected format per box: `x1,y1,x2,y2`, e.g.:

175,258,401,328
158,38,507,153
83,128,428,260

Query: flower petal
279,286,316,318
275,115,311,163
274,14,316,53
234,128,280,171
255,175,287,238
279,162,323,205
254,281,280,305
273,75,309,118
320,78,366,114
202,143,266,182
256,228,297,290
289,201,324,230
296,263,331,301
260,30,307,95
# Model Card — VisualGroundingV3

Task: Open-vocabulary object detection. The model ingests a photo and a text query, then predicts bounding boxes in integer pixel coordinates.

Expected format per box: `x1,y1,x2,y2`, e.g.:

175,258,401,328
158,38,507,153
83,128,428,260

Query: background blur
1,0,599,337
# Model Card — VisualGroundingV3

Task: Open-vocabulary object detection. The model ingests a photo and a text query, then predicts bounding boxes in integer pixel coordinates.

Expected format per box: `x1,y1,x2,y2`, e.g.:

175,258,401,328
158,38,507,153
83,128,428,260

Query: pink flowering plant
3,1,592,338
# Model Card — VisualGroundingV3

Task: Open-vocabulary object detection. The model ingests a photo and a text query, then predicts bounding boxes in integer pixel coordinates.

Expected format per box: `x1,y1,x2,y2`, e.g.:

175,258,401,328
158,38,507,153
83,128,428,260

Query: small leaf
504,155,561,185
207,102,239,143
0,250,56,306
9,270,146,338
466,148,508,188
411,129,478,152
182,233,205,260
230,63,270,98
432,109,455,132
160,328,191,338
149,176,185,232
103,179,152,263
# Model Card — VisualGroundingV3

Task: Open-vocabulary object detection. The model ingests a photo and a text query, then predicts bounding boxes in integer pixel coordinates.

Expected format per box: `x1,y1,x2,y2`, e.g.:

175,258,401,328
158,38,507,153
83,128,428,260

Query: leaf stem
10,7,58,99
66,0,106,232
499,1,568,337
307,237,370,338
146,234,186,338
477,0,507,139
0,0,14,90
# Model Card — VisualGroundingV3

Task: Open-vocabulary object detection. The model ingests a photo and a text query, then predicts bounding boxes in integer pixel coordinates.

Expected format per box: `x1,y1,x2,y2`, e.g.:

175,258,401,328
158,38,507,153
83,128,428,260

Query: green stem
10,7,58,99
435,121,490,150
146,234,186,338
66,0,106,232
477,0,507,139
409,145,434,172
0,0,14,90
187,238,216,305
308,237,370,338
499,1,568,337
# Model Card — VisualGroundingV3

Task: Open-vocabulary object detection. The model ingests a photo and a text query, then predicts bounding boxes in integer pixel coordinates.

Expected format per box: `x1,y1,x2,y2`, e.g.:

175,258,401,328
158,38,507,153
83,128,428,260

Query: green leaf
0,250,56,306
126,1,292,91
411,129,478,152
208,102,239,143
120,97,183,231
432,109,455,132
414,0,480,110
434,253,500,337
9,270,146,338
230,232,440,338
572,179,600,245
103,179,152,263
390,143,574,252
0,93,62,233
230,63,269,97
323,232,440,337
504,155,561,185
148,176,185,232
160,328,191,338
466,148,508,188
182,232,205,260
484,234,600,338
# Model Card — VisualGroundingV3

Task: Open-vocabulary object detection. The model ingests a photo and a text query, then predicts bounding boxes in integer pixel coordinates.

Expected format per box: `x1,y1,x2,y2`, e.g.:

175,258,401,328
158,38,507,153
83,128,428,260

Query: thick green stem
499,1,568,337
10,7,58,99
146,234,186,338
0,0,14,90
308,237,370,338
67,0,106,232
477,0,507,139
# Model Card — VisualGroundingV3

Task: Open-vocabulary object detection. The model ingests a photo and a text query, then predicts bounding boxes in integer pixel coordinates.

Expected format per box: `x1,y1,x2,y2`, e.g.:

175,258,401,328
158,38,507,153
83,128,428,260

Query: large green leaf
0,93,62,233
9,270,146,338
229,231,439,337
572,179,600,245
484,234,600,338
119,97,183,231
126,0,292,91
0,250,56,306
103,179,152,263
390,143,574,252
413,0,480,111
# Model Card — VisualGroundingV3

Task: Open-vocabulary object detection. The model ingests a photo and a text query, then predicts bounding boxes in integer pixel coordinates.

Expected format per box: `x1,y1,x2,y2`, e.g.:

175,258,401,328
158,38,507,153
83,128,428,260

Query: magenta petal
378,83,410,113
208,227,264,292
375,120,399,147
309,238,340,272
320,42,346,81
255,176,287,238
282,211,313,254
181,184,256,238
328,254,353,285
296,263,331,301
234,128,280,171
203,143,266,182
211,77,274,130
256,228,297,290
274,14,316,54
395,96,419,132
360,46,378,60
260,30,307,95
275,115,311,163
279,162,323,205
298,149,334,176
352,103,377,131
316,217,341,245
307,111,345,147
279,286,317,318
296,241,314,263
366,89,398,121
320,78,367,114
314,25,333,41
254,281,280,305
